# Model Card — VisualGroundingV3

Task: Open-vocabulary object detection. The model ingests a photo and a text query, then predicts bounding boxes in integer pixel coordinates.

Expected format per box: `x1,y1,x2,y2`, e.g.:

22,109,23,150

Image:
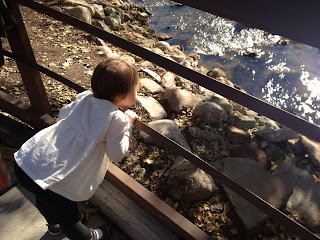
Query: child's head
91,57,140,108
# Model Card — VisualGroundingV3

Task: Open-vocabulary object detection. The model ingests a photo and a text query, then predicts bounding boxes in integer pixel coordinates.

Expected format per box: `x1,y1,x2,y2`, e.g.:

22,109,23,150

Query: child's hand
124,109,138,123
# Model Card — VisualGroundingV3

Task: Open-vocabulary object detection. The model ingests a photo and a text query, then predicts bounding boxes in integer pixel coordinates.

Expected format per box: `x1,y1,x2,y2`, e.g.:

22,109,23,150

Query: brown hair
91,58,139,102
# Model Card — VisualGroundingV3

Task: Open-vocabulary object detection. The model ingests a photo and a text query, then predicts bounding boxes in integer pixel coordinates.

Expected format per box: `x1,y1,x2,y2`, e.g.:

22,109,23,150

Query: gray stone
137,96,167,120
140,119,190,151
254,128,299,143
256,116,280,129
140,78,164,93
193,102,227,125
92,4,105,19
63,0,95,15
299,135,320,168
161,72,176,89
105,14,121,31
216,157,291,229
166,158,217,201
273,158,320,233
232,115,256,130
206,94,233,114
65,6,92,24
163,89,194,112
188,126,226,144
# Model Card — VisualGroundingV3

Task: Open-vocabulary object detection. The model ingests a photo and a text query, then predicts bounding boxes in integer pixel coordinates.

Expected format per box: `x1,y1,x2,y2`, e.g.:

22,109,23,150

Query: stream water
134,0,320,126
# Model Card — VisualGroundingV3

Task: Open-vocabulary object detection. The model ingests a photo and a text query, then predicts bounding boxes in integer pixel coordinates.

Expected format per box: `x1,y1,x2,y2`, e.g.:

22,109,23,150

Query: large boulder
164,89,194,112
211,158,292,229
65,6,93,24
166,158,217,201
193,102,227,125
273,158,320,233
140,119,190,151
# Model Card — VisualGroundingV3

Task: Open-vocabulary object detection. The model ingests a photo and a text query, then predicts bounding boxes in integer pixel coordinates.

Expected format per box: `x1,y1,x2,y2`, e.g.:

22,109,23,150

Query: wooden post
5,0,51,115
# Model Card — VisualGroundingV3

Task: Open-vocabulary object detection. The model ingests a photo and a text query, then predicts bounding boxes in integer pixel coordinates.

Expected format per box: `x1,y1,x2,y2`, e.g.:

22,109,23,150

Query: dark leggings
14,162,92,240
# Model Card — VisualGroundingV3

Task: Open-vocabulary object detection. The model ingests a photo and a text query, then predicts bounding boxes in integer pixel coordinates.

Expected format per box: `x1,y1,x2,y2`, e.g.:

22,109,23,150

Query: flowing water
134,0,320,126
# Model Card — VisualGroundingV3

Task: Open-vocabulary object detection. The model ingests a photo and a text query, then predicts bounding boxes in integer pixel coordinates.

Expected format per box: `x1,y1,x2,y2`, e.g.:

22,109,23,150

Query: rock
193,102,227,125
95,20,112,32
140,78,164,93
140,119,191,151
137,96,167,120
175,76,197,91
204,93,233,114
163,89,194,112
65,6,93,24
228,145,267,168
207,68,227,78
62,0,95,16
119,55,135,65
226,126,251,145
152,47,164,55
215,77,234,88
256,116,279,130
140,68,161,82
92,4,105,19
161,72,176,89
129,24,149,38
166,158,217,201
139,61,154,68
188,126,226,144
156,33,173,41
170,54,186,63
140,39,156,48
254,128,299,143
273,158,320,233
232,115,256,130
104,6,116,16
263,144,285,162
299,135,320,168
214,157,291,229
154,41,171,52
105,14,121,31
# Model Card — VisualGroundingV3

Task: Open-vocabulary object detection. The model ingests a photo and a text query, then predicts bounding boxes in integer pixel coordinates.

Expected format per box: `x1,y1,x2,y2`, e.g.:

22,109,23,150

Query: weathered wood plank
91,179,177,240
105,163,212,240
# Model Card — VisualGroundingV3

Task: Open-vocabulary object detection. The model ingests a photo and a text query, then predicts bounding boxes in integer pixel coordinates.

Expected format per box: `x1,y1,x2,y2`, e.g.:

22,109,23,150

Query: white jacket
14,90,132,201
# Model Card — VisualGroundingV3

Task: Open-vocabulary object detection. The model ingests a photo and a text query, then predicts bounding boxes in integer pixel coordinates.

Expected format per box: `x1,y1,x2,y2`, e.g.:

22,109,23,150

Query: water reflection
134,0,320,125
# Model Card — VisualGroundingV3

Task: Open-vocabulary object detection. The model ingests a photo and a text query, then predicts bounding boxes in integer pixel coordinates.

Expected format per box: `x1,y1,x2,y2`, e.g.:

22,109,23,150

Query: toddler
14,57,140,240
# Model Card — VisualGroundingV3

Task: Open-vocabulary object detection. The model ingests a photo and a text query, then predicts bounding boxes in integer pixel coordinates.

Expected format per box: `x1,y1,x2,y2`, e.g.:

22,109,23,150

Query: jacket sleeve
105,111,133,162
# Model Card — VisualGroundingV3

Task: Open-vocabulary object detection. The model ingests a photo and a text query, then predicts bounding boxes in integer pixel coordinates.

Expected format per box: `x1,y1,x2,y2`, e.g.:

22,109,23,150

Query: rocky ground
1,0,320,239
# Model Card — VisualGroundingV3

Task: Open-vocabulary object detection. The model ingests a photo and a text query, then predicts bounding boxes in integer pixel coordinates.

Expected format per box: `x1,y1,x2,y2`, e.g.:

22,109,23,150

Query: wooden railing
1,0,320,239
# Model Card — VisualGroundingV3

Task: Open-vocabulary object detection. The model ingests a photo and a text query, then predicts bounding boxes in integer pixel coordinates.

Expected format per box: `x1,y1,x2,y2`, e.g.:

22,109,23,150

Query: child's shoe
47,224,62,236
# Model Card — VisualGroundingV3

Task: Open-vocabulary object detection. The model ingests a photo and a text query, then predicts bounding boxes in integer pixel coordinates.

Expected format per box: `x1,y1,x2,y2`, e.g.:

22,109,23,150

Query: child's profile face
113,77,140,109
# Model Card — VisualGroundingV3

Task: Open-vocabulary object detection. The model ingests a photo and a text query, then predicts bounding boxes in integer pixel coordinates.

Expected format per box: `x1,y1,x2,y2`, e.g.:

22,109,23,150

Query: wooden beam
105,163,212,240
5,0,52,114
0,90,55,129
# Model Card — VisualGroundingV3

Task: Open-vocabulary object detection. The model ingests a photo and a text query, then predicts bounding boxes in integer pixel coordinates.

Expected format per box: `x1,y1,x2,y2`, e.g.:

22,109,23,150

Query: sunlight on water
133,0,320,125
